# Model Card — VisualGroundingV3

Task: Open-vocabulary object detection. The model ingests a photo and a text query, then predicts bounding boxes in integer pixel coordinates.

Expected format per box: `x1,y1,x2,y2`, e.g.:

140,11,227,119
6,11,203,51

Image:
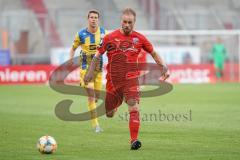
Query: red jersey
98,29,153,84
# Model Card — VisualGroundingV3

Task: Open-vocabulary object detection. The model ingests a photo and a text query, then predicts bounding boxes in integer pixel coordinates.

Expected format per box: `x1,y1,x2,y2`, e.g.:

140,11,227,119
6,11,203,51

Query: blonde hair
122,8,136,21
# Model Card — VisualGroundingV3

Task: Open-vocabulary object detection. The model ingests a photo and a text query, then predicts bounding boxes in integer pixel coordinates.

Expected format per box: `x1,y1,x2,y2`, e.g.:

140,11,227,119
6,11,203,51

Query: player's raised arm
150,50,170,81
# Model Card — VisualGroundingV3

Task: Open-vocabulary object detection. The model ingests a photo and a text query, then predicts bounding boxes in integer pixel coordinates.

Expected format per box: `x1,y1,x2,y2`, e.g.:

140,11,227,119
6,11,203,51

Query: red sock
129,111,140,142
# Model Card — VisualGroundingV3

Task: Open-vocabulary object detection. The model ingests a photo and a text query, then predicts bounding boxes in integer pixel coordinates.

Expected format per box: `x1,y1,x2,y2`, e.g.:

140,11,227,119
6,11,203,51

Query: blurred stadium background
0,0,240,84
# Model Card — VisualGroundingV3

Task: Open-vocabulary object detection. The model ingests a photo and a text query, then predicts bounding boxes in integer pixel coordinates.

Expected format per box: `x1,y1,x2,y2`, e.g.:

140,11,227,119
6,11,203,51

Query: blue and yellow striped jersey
72,27,107,71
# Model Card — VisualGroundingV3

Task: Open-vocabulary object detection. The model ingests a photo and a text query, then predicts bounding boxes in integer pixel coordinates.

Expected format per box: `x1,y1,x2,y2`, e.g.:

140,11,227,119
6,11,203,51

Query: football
37,136,57,154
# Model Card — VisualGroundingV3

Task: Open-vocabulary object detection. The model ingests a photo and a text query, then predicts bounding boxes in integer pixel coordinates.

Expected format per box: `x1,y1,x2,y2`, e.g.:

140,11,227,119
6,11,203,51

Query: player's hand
160,65,170,81
84,72,94,85
161,70,170,81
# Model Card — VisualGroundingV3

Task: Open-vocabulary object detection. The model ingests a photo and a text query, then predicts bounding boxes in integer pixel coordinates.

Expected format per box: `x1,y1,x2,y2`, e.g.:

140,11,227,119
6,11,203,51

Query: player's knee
88,97,95,102
95,91,100,98
126,99,137,107
128,106,139,113
127,99,139,113
95,92,100,103
86,89,95,101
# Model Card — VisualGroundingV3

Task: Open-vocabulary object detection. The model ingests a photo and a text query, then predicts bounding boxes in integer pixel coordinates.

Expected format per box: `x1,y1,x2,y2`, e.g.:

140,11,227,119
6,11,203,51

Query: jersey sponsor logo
119,40,132,49
119,41,138,52
105,40,138,53
89,44,97,50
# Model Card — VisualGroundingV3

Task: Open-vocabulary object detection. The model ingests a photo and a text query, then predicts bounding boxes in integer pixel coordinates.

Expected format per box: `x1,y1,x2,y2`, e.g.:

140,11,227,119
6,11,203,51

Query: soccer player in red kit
84,8,169,150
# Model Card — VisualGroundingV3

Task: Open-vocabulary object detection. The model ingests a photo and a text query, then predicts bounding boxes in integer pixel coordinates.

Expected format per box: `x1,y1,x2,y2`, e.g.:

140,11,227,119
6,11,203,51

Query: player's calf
127,99,138,107
127,99,141,149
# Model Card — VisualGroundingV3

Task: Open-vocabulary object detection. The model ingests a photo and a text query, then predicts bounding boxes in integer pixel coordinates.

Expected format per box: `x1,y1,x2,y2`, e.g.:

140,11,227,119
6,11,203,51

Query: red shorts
105,78,140,113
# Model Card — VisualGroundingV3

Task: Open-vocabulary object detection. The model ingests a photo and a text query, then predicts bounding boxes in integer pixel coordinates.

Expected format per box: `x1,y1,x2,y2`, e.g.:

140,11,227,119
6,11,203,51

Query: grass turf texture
0,84,240,160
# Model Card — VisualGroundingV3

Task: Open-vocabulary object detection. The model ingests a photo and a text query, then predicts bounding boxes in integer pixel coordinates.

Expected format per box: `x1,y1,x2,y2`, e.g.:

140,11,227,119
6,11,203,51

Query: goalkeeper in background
210,37,227,80
69,10,107,133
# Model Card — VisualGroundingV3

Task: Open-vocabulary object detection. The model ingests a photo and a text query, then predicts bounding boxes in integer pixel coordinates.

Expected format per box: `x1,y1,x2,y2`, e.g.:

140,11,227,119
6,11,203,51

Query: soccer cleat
130,139,141,150
94,125,103,133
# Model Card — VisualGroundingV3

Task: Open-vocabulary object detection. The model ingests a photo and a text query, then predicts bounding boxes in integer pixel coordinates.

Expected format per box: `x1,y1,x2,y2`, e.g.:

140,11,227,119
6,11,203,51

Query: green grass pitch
0,83,240,160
